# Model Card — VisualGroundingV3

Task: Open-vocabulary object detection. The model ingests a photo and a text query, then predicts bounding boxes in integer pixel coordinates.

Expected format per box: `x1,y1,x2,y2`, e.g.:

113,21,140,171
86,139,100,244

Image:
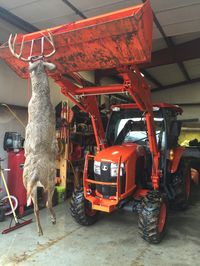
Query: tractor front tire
138,191,168,244
70,186,99,226
171,159,191,211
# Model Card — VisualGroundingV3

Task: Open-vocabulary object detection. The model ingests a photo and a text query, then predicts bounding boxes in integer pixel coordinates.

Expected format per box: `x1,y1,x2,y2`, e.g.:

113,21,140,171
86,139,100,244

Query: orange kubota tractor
0,0,191,243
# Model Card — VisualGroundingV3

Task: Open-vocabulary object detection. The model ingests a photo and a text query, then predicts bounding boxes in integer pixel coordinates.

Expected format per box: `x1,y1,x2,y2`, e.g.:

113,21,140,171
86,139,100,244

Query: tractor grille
94,162,126,198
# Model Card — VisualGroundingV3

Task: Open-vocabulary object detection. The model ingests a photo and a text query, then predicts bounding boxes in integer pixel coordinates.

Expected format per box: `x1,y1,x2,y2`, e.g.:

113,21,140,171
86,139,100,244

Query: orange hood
95,143,143,163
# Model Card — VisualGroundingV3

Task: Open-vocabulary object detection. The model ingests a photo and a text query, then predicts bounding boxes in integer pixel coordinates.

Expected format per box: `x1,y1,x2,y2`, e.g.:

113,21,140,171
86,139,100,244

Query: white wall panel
152,37,167,51
148,64,186,86
11,0,72,23
151,0,200,13
184,59,200,79
73,0,141,11
0,0,38,10
163,19,200,37
152,82,200,120
156,4,200,25
0,61,28,106
173,32,200,45
33,13,80,29
152,82,200,104
0,60,66,107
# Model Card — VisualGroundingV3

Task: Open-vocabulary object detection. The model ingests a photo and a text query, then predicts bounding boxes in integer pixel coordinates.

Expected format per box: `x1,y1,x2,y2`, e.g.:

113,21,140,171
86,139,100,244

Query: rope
27,77,31,101
1,104,26,129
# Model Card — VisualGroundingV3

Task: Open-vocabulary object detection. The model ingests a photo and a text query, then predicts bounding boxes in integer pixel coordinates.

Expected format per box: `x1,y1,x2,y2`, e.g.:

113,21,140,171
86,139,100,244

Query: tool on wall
56,101,74,188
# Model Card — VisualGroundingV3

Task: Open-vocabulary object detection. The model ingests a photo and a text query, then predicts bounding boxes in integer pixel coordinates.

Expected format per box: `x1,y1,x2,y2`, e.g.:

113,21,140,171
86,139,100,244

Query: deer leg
46,187,56,225
31,187,43,236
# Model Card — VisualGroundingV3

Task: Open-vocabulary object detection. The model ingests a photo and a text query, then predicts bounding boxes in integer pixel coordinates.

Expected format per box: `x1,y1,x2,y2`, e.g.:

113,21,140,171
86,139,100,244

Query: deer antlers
8,31,56,62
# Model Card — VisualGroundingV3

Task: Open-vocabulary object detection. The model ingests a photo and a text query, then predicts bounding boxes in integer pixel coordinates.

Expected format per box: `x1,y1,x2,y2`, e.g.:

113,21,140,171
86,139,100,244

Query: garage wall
152,82,200,120
0,60,68,107
0,61,28,189
0,61,28,107
0,106,27,195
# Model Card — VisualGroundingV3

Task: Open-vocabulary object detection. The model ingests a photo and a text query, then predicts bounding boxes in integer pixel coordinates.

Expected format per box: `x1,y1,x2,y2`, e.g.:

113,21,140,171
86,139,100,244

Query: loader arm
120,65,160,190
55,64,160,190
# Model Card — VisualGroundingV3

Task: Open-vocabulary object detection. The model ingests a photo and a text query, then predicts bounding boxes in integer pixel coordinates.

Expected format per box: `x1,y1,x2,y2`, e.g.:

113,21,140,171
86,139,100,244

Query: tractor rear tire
171,159,191,211
138,191,168,244
70,186,99,226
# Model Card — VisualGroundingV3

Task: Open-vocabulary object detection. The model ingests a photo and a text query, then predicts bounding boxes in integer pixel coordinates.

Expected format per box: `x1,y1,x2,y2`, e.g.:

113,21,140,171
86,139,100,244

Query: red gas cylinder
7,149,27,216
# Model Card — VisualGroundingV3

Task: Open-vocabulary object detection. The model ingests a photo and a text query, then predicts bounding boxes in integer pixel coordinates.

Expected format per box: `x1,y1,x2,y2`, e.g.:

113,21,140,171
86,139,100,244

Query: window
116,117,164,145
106,108,165,148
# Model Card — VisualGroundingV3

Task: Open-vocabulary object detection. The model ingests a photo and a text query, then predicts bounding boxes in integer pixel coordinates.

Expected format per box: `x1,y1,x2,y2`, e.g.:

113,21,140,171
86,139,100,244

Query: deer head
28,60,56,75
8,31,56,62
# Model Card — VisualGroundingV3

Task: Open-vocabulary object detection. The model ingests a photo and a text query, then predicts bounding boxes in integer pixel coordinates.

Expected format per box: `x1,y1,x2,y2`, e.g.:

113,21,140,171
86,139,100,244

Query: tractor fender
170,147,185,174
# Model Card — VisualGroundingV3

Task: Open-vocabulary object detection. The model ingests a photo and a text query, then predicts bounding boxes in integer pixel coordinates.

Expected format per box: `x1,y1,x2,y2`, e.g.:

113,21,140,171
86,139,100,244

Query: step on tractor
0,1,192,243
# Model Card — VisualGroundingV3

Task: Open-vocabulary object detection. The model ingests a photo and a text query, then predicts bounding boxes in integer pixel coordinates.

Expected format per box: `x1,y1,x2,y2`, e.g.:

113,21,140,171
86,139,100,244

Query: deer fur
23,60,57,235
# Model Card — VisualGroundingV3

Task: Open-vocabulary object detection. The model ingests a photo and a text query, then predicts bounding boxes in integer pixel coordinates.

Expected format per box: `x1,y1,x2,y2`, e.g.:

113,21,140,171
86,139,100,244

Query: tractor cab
106,104,182,149
105,103,182,187
89,103,183,208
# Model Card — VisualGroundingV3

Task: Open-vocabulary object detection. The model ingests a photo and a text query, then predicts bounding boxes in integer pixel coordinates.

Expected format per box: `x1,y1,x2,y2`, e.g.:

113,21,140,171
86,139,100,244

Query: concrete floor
0,187,200,266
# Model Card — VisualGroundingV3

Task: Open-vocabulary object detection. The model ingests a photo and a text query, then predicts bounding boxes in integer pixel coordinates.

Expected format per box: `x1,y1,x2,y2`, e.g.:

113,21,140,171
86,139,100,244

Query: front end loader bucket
0,0,153,78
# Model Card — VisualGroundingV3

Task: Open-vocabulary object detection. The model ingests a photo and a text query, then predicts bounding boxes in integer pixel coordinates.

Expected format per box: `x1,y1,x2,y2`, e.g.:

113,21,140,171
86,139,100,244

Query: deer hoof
38,229,43,236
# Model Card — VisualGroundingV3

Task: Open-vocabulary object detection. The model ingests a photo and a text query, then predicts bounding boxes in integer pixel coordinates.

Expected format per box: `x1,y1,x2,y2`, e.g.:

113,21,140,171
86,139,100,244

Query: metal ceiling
0,0,199,101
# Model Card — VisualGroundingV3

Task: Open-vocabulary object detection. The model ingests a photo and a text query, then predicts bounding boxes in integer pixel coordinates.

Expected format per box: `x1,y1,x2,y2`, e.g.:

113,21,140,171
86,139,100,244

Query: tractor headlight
110,163,125,177
94,161,101,175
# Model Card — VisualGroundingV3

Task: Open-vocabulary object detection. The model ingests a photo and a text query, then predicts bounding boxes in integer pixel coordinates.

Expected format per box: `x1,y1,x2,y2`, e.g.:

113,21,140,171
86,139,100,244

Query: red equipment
0,0,191,243
0,159,32,234
7,150,27,216
0,0,152,77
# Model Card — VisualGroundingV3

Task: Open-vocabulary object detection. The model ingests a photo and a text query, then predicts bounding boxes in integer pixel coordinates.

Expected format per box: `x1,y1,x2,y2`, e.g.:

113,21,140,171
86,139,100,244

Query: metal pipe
85,178,117,186
74,85,125,95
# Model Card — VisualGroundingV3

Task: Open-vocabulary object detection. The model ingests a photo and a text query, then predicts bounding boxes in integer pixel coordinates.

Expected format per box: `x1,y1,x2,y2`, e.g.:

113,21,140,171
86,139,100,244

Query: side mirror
167,120,182,148
170,120,182,137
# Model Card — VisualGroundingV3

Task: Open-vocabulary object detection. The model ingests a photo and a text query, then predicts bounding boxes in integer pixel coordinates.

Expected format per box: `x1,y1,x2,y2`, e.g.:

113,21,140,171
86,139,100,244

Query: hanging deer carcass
8,34,57,235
